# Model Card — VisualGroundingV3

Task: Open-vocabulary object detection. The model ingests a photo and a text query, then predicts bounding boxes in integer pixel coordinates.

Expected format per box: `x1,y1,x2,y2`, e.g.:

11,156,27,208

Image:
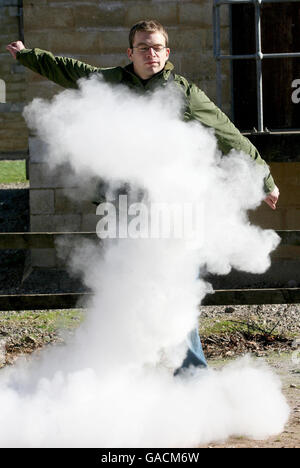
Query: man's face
127,31,170,80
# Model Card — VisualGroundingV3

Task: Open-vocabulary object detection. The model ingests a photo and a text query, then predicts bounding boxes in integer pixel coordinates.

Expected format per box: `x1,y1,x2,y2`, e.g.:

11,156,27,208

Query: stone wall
20,0,231,267
22,0,230,104
4,0,298,269
0,0,28,152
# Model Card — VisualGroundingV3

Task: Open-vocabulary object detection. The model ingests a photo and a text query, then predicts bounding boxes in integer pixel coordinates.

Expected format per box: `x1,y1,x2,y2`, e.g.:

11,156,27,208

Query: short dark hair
129,20,169,48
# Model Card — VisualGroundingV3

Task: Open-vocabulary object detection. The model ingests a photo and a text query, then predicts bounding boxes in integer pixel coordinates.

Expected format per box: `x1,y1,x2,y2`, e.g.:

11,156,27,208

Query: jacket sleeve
16,48,102,89
187,84,275,194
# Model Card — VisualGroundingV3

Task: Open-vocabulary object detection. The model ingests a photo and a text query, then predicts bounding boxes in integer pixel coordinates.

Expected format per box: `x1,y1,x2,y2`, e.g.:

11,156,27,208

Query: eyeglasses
132,45,166,54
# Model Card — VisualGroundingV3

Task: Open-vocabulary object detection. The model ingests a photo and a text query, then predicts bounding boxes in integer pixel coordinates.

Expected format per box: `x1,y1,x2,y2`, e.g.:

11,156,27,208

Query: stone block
0,24,19,36
23,5,74,31
29,162,78,188
73,3,126,29
97,30,130,54
181,53,216,83
47,30,99,55
25,81,61,101
0,115,25,130
30,214,53,231
6,82,25,92
168,29,205,52
55,214,82,232
55,188,96,214
23,31,50,50
49,29,128,56
169,51,182,74
29,136,49,163
47,0,97,3
11,63,26,74
202,79,217,102
81,213,100,231
31,248,56,268
8,6,18,17
30,189,55,214
0,123,28,151
179,1,212,28
7,92,25,102
30,214,81,232
0,0,20,6
125,2,177,27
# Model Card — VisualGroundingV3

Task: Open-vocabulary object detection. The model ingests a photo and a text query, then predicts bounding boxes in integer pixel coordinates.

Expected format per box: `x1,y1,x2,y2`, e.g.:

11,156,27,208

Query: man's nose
147,47,156,57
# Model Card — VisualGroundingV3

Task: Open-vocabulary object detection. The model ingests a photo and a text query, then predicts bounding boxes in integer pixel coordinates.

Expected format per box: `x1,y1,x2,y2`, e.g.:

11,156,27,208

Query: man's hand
6,41,25,59
264,185,280,210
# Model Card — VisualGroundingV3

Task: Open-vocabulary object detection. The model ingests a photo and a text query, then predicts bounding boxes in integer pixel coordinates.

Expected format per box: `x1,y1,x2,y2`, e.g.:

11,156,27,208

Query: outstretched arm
6,41,100,89
187,84,279,208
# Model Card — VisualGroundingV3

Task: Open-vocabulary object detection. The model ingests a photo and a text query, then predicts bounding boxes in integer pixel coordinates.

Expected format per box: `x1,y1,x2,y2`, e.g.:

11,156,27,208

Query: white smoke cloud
0,76,289,447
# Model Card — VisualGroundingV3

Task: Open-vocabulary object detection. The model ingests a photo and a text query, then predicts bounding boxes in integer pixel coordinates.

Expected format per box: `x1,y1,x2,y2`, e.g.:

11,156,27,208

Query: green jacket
17,47,275,193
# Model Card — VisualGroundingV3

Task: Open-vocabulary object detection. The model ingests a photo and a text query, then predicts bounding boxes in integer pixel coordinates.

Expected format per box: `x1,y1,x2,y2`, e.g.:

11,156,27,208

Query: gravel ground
201,303,300,337
198,303,300,360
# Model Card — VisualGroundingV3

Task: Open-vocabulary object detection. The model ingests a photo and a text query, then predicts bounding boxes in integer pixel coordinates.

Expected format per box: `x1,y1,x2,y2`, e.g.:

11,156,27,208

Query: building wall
0,0,28,152
21,0,230,104
18,0,230,267
2,0,298,269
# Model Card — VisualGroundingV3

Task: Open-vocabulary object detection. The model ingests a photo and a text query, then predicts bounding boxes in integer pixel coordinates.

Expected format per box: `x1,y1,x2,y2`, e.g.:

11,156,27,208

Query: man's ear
127,48,133,61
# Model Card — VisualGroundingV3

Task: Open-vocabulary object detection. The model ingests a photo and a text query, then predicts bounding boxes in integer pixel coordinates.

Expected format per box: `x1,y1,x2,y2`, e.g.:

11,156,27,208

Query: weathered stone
25,81,61,101
30,189,55,215
30,214,81,232
28,137,49,163
73,4,126,29
8,6,18,17
169,29,204,51
23,31,50,50
29,162,77,188
81,213,100,232
181,52,216,83
179,1,212,27
23,5,75,31
55,188,96,214
0,0,20,6
125,2,177,27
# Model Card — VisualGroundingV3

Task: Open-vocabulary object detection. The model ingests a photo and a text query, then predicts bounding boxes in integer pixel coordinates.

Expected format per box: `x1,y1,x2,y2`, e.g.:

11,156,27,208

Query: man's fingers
6,41,25,58
263,185,280,210
6,45,17,58
264,196,276,210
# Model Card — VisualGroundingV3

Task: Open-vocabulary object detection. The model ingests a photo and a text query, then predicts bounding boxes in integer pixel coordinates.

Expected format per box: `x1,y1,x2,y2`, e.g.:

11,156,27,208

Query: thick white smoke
0,76,289,447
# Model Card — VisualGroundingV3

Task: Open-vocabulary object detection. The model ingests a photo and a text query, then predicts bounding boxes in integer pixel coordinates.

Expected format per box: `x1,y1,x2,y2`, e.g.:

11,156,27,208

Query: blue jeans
174,328,207,375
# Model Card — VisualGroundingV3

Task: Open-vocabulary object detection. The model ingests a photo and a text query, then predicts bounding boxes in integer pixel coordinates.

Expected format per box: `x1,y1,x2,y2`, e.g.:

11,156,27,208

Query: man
7,20,279,372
